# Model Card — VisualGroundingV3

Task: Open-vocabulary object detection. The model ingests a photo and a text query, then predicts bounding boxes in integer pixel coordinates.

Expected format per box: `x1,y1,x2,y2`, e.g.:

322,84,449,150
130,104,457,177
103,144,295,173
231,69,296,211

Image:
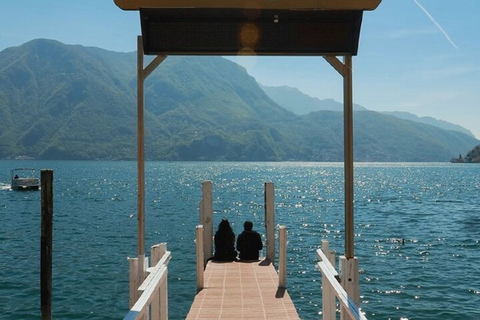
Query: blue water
0,161,479,320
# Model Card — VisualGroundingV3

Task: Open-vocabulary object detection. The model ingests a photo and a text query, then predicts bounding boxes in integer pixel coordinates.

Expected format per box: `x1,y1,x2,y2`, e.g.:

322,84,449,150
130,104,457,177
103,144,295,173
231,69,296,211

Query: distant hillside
383,111,475,138
0,39,478,162
260,84,366,114
465,145,480,162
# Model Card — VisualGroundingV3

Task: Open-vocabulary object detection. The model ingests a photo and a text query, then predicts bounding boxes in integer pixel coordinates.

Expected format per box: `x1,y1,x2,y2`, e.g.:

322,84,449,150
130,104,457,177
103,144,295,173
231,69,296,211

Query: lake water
0,161,479,320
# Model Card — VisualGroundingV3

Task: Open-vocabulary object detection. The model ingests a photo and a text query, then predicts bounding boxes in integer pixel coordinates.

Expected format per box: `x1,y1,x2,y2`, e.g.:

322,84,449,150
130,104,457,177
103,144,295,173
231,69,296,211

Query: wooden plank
186,260,300,319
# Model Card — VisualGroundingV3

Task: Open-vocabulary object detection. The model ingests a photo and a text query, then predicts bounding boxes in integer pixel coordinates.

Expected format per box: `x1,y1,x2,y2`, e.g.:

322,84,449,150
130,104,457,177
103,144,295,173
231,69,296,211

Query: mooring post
41,169,53,320
264,182,275,263
196,225,205,292
278,225,287,288
201,181,213,263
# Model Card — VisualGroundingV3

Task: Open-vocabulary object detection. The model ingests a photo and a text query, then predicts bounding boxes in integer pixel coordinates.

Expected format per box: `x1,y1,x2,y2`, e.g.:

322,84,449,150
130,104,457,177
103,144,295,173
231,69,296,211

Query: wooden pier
186,259,299,320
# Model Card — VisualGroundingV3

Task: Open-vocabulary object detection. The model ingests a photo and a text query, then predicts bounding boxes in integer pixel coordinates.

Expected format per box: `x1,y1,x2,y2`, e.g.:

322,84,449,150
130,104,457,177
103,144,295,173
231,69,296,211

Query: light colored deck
186,259,300,320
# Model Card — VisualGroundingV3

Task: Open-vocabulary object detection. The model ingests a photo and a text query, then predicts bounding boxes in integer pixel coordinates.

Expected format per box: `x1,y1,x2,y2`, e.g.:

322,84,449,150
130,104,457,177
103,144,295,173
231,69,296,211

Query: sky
1,0,479,138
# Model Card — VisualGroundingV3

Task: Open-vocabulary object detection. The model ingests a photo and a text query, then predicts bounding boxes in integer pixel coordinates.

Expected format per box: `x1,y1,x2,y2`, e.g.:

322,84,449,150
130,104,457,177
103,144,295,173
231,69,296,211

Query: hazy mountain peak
260,84,366,114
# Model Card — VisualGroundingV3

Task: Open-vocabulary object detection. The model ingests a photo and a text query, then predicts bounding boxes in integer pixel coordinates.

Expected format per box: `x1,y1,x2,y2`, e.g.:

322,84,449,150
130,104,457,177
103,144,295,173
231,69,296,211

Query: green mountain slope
0,39,478,161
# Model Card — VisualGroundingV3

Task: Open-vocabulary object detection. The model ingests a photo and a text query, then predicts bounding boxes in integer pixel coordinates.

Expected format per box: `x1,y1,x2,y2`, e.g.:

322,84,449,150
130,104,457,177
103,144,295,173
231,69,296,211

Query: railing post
200,181,213,263
196,225,205,292
151,243,167,320
278,225,287,288
340,256,359,320
128,257,139,308
264,182,275,263
160,269,168,320
151,243,166,266
321,241,336,320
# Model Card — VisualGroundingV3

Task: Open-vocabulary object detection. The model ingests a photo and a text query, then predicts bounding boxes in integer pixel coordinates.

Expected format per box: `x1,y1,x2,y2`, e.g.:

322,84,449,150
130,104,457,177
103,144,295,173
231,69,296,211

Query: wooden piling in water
41,169,53,320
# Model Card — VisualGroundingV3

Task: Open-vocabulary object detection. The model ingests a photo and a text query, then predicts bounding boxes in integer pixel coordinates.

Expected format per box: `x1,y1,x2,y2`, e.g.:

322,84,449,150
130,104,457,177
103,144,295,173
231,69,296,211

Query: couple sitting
213,219,263,262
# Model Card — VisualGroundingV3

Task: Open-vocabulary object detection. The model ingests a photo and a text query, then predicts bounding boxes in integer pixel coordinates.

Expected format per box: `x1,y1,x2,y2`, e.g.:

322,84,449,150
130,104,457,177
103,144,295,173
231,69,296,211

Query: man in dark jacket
236,220,263,260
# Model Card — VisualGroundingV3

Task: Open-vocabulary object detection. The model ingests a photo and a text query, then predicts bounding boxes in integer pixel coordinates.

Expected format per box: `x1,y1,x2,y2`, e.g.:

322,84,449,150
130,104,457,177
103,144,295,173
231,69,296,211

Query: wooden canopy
114,0,382,56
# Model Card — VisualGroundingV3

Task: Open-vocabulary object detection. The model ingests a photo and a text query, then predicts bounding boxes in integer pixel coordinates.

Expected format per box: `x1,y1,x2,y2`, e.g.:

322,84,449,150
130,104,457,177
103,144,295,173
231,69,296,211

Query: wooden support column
137,36,146,281
343,55,354,260
324,54,360,315
136,35,167,292
264,182,275,263
41,169,53,320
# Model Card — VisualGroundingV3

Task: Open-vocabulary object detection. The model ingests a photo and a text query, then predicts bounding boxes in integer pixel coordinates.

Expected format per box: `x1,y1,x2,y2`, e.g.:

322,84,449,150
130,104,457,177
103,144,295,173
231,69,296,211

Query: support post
264,182,275,263
137,35,146,260
278,225,287,288
343,55,354,259
196,225,205,292
339,256,359,320
321,241,336,320
201,181,213,262
41,170,53,320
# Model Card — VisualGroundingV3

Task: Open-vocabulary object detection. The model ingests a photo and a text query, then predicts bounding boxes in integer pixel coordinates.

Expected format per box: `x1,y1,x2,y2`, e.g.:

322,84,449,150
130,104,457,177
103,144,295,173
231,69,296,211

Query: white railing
125,243,171,320
317,241,367,320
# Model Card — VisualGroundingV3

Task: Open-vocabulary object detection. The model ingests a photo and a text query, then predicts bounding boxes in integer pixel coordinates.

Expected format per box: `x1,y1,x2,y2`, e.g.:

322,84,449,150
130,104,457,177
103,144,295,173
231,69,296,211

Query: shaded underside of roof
140,8,364,56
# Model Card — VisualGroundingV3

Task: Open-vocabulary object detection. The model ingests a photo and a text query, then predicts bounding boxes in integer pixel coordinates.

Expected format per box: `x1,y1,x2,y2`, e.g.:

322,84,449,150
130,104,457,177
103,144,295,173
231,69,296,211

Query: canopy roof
114,0,382,56
114,0,381,11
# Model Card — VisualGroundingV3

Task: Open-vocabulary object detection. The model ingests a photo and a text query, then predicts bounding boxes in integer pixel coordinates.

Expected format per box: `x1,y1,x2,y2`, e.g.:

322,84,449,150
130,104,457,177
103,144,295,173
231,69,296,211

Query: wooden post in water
264,182,275,263
41,169,53,320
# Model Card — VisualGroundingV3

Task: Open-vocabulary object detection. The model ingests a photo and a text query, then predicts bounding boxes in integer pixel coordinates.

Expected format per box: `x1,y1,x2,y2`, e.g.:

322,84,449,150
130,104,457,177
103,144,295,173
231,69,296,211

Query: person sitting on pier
236,220,263,261
213,219,238,262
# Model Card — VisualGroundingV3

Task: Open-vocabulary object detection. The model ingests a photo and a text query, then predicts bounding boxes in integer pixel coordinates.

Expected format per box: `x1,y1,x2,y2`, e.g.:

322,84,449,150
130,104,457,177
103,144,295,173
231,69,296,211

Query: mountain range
261,85,476,138
0,39,478,161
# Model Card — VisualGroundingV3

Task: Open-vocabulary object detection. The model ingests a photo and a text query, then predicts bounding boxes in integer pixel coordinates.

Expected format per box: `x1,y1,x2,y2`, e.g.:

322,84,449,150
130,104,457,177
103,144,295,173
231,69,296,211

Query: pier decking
186,259,300,320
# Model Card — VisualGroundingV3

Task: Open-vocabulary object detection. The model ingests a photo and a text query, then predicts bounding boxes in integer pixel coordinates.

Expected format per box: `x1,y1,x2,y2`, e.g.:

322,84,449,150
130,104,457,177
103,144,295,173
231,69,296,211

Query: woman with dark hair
213,219,237,261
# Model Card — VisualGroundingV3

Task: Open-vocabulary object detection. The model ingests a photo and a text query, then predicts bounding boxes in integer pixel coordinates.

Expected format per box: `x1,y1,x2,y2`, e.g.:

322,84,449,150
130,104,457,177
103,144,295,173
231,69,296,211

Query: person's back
236,221,263,260
213,219,237,261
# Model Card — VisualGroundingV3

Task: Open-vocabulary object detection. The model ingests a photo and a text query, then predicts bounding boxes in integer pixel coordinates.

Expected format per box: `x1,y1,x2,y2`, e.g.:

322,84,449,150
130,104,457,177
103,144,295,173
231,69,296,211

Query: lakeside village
450,145,480,163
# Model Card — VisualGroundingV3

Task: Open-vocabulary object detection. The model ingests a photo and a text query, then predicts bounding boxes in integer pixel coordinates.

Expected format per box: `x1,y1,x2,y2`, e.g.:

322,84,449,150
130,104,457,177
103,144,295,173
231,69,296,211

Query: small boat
11,168,40,191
